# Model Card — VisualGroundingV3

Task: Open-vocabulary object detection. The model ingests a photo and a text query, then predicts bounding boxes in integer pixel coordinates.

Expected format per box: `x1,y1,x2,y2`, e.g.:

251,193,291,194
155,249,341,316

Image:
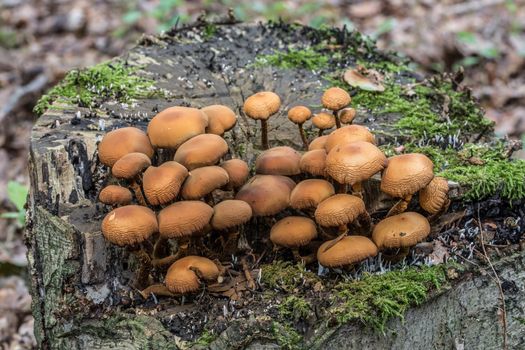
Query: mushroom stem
318,129,324,137
132,248,152,289
260,119,269,150
237,227,252,253
381,247,410,262
204,193,215,206
336,182,347,194
130,181,147,206
351,182,363,198
140,283,177,299
153,237,168,259
358,211,372,236
223,230,240,256
292,249,317,265
152,253,181,267
298,123,309,149
386,194,413,217
323,225,348,253
333,110,341,129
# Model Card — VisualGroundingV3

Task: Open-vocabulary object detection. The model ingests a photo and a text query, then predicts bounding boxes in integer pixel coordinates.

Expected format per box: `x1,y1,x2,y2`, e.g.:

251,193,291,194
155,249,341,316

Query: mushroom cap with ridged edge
255,146,301,176
372,212,431,249
174,134,229,170
243,91,281,120
98,185,133,206
270,216,317,248
326,141,387,185
380,153,434,198
101,205,158,246
318,236,378,268
165,256,219,294
158,201,213,239
419,177,449,214
201,104,237,136
315,194,366,227
287,106,312,124
300,149,327,177
322,87,351,111
181,166,229,200
308,135,329,150
147,106,208,149
98,127,154,167
112,152,151,179
290,179,335,210
211,200,253,230
324,125,376,153
235,175,295,216
143,161,189,206
312,112,336,130
339,107,357,124
220,159,249,189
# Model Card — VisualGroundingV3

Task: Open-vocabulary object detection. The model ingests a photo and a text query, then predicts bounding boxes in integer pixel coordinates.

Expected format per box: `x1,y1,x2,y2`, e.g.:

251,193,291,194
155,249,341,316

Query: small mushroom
419,176,450,218
317,236,378,268
112,152,151,206
300,149,327,177
255,146,301,176
270,216,318,264
381,153,434,217
321,87,351,128
201,104,237,136
142,161,188,206
181,166,229,202
243,91,281,149
98,127,154,167
211,199,252,254
220,159,250,191
308,135,329,150
98,185,133,207
165,256,220,294
312,112,335,137
290,179,335,212
324,125,375,153
287,106,312,149
339,107,357,125
174,134,229,170
235,175,295,216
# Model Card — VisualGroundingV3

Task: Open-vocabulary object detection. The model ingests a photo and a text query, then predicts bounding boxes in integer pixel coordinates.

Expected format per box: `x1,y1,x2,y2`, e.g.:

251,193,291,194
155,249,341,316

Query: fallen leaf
343,67,385,92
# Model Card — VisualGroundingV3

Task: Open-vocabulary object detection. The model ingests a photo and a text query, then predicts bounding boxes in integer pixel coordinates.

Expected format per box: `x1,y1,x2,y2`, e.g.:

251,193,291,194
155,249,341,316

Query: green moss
278,295,312,321
331,265,447,332
34,61,159,115
202,23,217,40
261,260,320,293
270,321,303,350
191,329,217,346
254,47,329,70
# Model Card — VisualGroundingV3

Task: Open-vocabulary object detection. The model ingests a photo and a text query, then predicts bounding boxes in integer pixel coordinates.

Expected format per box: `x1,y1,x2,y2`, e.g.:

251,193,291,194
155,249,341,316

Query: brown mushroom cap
300,149,327,177
324,125,376,153
318,236,378,267
243,91,281,120
181,166,229,200
372,212,431,249
174,134,229,170
98,185,133,206
143,161,189,205
419,177,449,214
270,216,317,248
321,87,351,111
339,108,357,124
98,127,154,167
308,135,328,150
287,106,312,124
326,141,387,185
211,200,253,230
380,153,434,198
315,194,366,227
312,112,336,130
255,146,301,176
112,152,151,179
147,106,208,149
165,256,219,294
158,201,213,239
220,159,249,189
101,205,158,246
201,105,237,135
235,175,295,216
290,179,335,210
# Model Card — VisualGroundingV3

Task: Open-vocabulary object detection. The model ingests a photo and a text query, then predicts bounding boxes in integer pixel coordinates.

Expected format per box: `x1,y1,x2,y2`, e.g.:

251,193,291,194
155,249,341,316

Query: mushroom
287,106,312,149
325,141,387,197
321,87,351,129
315,194,372,251
312,112,335,136
201,104,237,136
112,152,151,206
255,146,301,176
220,159,250,191
235,175,295,217
300,149,327,177
243,91,281,149
98,185,133,207
317,236,378,268
142,161,188,206
324,125,375,153
339,107,357,125
98,127,154,167
270,216,318,264
372,212,431,261
308,135,329,150
210,200,252,254
181,166,229,202
290,179,335,213
419,176,450,218
174,134,229,170
165,256,220,294
101,205,158,288
381,153,434,217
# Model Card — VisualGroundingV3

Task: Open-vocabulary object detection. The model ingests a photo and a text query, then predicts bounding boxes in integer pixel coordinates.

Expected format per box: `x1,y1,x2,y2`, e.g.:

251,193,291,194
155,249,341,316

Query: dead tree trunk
27,21,525,349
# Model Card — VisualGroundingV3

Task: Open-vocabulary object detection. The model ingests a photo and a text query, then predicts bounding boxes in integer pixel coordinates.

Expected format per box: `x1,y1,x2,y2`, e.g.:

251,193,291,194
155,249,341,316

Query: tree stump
27,20,525,349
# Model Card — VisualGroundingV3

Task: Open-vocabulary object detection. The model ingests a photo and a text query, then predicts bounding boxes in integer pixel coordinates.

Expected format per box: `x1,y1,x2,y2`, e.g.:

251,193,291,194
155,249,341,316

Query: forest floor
1,0,524,348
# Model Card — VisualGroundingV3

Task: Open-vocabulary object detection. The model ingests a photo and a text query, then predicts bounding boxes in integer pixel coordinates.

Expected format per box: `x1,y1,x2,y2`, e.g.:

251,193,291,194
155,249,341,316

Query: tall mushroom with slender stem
339,107,357,125
312,112,336,137
321,87,351,129
287,106,312,149
112,152,151,206
243,91,281,150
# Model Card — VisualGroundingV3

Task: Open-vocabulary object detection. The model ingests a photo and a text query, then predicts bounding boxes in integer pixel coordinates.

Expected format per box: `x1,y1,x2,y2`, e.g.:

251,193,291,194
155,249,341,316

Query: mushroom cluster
97,89,450,296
